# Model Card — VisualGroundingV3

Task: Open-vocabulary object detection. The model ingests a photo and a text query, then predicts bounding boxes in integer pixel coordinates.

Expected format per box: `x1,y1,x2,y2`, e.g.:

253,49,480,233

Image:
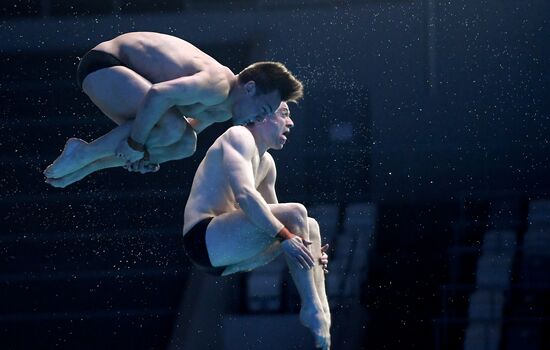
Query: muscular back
183,126,274,235
94,32,235,124
94,32,227,83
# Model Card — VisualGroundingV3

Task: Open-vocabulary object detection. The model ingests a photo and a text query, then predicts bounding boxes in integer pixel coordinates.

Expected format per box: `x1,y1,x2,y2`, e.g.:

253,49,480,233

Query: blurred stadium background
1,0,549,349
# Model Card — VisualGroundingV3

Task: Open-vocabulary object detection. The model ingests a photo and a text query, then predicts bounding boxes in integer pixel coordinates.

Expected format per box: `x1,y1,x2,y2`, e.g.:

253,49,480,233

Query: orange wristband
276,227,295,241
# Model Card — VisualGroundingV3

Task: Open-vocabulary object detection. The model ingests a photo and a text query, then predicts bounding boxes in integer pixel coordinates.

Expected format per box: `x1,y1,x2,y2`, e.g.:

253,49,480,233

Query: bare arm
257,155,278,204
222,128,284,237
223,129,315,268
130,73,215,144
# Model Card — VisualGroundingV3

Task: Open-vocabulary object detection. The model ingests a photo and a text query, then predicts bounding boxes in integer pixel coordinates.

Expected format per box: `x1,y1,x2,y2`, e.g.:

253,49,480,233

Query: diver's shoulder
223,125,254,140
198,65,234,102
224,125,249,134
263,151,275,163
220,126,255,151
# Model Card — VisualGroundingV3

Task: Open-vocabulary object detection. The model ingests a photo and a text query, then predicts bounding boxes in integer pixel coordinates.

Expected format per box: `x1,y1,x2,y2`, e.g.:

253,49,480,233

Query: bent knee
289,203,308,222
284,203,308,236
173,127,197,159
158,113,187,145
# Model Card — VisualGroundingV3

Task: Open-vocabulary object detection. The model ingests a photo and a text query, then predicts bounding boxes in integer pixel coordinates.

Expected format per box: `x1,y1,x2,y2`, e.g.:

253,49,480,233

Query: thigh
221,240,282,276
82,65,151,125
206,203,302,267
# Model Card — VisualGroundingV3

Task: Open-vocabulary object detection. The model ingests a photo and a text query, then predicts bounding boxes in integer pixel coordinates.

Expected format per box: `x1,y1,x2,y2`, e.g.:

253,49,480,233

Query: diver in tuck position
183,102,331,349
43,31,303,187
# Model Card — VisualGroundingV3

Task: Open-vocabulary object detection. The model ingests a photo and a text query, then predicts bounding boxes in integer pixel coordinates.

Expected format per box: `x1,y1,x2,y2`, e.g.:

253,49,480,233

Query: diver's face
256,101,294,150
232,81,281,125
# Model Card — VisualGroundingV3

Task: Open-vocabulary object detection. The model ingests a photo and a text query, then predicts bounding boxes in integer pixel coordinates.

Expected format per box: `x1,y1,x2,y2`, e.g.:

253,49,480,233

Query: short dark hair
238,61,304,103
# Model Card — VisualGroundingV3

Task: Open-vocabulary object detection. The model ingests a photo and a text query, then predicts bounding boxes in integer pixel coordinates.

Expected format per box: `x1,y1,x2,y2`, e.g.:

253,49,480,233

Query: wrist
276,227,296,242
127,136,146,152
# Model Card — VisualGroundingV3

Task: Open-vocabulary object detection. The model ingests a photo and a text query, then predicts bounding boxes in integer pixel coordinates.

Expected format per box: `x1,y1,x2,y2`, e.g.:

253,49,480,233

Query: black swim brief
76,49,126,90
183,217,226,276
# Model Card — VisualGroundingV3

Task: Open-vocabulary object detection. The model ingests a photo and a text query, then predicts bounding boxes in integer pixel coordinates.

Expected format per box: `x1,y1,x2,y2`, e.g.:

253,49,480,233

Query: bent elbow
147,85,162,99
234,187,257,208
146,85,173,109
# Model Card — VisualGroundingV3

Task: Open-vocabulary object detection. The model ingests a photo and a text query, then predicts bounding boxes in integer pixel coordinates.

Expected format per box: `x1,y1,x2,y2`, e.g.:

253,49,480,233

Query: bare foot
43,138,88,179
44,177,69,188
300,308,331,350
45,170,85,188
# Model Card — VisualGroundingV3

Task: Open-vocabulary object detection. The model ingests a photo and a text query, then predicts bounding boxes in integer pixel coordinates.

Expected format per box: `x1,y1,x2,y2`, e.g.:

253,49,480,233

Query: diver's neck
246,126,268,157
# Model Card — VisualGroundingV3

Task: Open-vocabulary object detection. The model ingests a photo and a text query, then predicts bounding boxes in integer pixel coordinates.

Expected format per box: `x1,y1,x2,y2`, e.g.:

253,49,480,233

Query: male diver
183,102,331,349
44,32,303,187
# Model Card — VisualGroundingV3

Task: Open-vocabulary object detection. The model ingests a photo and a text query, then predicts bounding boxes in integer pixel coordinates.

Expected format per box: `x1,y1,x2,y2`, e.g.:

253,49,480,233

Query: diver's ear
244,81,256,96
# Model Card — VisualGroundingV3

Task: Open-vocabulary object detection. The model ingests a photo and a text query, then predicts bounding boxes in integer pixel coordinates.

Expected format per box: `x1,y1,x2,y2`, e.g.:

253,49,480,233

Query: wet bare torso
94,31,233,122
183,126,273,235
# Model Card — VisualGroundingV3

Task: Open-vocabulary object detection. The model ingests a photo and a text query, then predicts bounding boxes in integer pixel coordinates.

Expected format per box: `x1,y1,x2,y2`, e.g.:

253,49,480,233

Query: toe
44,165,55,177
46,179,62,188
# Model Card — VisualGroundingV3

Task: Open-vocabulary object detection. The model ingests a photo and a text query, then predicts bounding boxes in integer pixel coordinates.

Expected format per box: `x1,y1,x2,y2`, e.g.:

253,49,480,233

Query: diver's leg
81,65,149,125
43,110,189,179
45,126,197,187
81,66,187,142
45,156,124,188
206,203,330,349
307,217,331,331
